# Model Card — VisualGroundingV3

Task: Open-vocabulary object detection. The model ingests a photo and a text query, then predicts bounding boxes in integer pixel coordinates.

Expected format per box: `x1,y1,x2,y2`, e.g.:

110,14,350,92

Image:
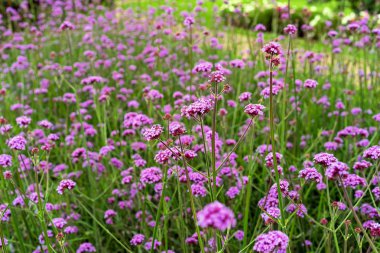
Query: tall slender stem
212,83,218,200
179,138,205,253
340,178,379,253
269,58,286,229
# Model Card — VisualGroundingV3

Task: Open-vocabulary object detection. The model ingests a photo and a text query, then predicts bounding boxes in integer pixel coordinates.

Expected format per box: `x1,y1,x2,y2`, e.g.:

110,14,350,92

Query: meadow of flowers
1,0,380,252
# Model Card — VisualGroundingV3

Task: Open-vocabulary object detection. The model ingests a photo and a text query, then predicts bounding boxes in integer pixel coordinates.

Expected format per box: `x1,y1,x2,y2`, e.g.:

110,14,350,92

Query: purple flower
255,24,266,32
208,71,226,83
363,146,380,160
0,237,8,247
325,162,349,180
230,59,245,69
16,116,31,128
313,153,337,167
298,167,322,183
262,42,283,56
142,125,164,141
183,16,195,27
7,135,27,150
57,179,76,194
373,113,380,122
193,62,213,73
52,218,67,229
284,24,297,35
140,167,162,184
265,152,283,168
81,76,107,85
234,230,244,241
244,104,265,117
343,174,366,189
372,187,380,200
60,21,75,31
197,201,236,231
191,184,207,197
181,98,213,118
261,207,281,223
253,231,289,253
169,122,186,136
76,242,96,253
226,186,240,199
304,79,318,89
0,154,12,168
130,234,145,246
261,85,282,99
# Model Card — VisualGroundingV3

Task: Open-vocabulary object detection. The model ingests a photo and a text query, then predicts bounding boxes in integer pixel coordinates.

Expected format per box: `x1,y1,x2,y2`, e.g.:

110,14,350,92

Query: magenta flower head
60,21,75,31
255,24,267,32
181,98,213,118
325,161,349,180
298,167,322,183
7,135,27,150
76,242,96,253
313,153,337,167
193,62,213,73
81,76,107,85
57,179,76,195
140,167,162,184
169,121,186,136
130,234,145,246
142,125,164,141
183,16,195,27
304,79,318,89
197,201,236,231
253,230,289,253
363,146,380,160
262,42,283,56
0,237,8,247
16,116,31,128
343,174,366,189
244,104,265,117
284,24,297,36
208,71,226,83
0,154,12,168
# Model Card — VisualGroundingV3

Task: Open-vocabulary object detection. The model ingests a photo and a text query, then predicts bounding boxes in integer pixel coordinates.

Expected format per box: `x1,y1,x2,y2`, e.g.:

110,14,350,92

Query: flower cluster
197,201,236,231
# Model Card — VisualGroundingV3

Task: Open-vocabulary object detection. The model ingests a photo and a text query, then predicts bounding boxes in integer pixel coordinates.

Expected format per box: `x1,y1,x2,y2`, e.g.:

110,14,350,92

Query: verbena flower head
194,62,213,73
304,79,318,89
244,104,265,117
81,76,107,85
130,234,145,246
183,16,195,27
60,21,75,31
142,125,163,141
181,98,213,118
140,167,162,184
298,167,322,183
0,154,12,168
197,201,236,231
343,174,366,189
284,24,297,35
253,230,289,253
76,242,96,253
16,116,31,128
7,135,27,150
208,71,226,83
262,42,283,56
313,153,337,167
363,146,380,160
325,161,349,180
169,122,186,136
353,160,372,170
57,179,76,194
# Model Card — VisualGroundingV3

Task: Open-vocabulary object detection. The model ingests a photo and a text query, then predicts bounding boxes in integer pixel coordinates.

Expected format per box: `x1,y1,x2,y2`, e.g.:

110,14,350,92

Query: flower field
1,0,380,252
